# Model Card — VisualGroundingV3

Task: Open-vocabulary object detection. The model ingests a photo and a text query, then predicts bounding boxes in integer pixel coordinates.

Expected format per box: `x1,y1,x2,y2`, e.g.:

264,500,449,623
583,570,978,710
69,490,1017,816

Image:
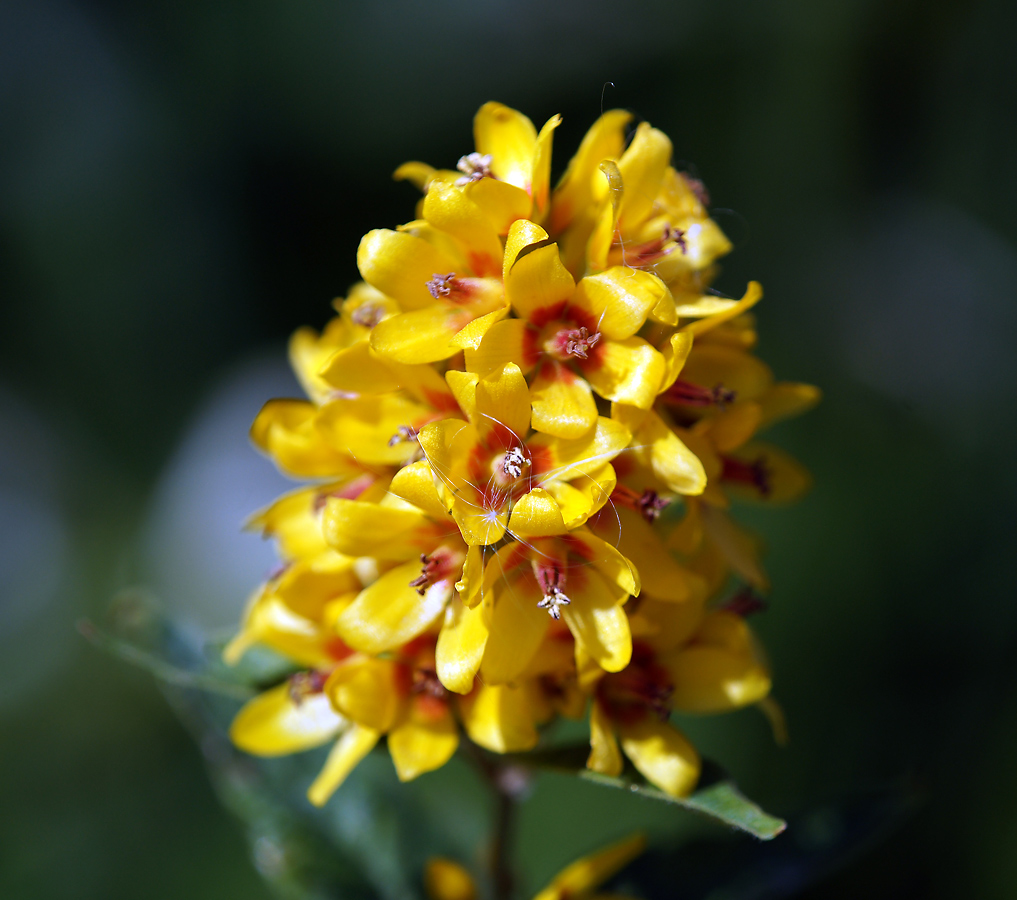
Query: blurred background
2,0,1016,896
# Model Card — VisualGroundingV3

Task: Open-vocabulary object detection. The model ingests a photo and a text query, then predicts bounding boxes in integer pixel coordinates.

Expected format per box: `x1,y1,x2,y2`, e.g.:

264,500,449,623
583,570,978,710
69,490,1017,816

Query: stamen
721,455,772,497
455,152,494,185
288,670,328,705
534,564,572,619
681,172,711,208
388,425,419,447
611,485,671,523
411,666,449,701
426,273,457,299
562,326,600,360
408,553,442,595
350,302,385,328
721,586,768,617
663,380,736,409
501,446,530,479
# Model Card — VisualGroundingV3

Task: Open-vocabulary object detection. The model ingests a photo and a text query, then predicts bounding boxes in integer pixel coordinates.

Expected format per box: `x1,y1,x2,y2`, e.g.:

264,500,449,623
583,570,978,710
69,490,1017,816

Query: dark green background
2,0,1016,897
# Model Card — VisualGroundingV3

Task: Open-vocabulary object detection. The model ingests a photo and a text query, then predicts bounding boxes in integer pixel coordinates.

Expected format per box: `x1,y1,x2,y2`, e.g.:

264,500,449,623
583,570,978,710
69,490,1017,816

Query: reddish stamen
721,455,772,497
350,302,384,328
408,552,456,596
611,485,671,523
662,379,736,409
533,562,571,619
560,326,600,360
596,643,673,723
288,670,329,705
721,586,768,618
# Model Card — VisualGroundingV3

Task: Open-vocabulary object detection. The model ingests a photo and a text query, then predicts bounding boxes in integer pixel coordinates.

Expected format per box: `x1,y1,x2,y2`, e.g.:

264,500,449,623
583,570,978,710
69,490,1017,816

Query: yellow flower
225,101,817,822
425,833,647,900
586,601,770,797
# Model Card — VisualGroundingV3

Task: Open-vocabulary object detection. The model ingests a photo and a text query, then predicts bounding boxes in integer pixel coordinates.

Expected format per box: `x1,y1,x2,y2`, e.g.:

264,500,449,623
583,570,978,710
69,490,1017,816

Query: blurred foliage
2,0,1017,897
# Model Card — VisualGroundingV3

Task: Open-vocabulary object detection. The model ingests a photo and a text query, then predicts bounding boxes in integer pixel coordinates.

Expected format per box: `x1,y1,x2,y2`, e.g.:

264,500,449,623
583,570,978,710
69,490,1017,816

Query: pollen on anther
455,152,494,185
426,273,456,299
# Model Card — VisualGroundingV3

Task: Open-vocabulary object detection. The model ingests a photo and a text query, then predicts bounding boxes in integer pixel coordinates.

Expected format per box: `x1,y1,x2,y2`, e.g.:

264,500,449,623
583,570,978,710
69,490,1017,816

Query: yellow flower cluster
226,103,819,804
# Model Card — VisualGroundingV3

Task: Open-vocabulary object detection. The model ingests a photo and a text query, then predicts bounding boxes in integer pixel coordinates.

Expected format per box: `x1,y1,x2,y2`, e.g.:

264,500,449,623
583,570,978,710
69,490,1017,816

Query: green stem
462,740,520,900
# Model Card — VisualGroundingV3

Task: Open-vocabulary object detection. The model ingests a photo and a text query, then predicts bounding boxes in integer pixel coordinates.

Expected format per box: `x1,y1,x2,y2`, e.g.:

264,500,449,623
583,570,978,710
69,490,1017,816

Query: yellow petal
681,345,773,402
436,597,489,693
529,362,599,439
757,382,822,429
551,108,631,234
358,229,458,310
628,596,706,654
701,401,762,454
230,683,345,757
476,362,530,443
530,114,562,219
586,160,624,273
505,241,575,321
508,488,568,538
699,505,769,591
666,644,771,713
587,700,623,777
389,460,451,521
534,833,646,900
388,703,459,781
317,394,436,467
461,682,538,753
465,318,529,378
326,657,399,731
335,561,450,654
582,337,665,410
634,410,707,496
530,416,632,484
425,859,477,900
455,545,485,608
393,160,438,191
618,717,700,798
246,484,330,560
562,571,632,673
479,581,549,684
572,268,669,340
250,399,358,479
370,303,484,365
322,497,433,559
450,306,509,351
465,177,532,235
616,123,672,228
660,331,694,392
573,529,640,597
474,102,538,189
682,282,762,337
307,724,380,806
424,183,503,278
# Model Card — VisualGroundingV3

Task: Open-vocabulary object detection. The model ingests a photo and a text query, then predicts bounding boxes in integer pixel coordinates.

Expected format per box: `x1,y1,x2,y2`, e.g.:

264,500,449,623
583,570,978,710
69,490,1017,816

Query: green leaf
506,744,786,840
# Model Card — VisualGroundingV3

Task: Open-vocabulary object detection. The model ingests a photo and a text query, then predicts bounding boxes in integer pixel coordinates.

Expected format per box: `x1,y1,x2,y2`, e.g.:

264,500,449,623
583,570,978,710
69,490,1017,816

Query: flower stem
462,740,527,900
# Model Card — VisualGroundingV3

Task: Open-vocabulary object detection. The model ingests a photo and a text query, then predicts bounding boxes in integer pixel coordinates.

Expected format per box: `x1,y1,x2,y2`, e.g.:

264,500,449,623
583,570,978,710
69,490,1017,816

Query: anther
721,455,772,497
288,670,328,705
534,564,572,619
408,553,438,595
350,302,385,328
426,273,457,299
663,380,736,409
455,152,494,185
563,326,600,360
411,666,449,701
388,425,419,447
537,587,571,620
681,173,711,208
721,586,768,617
611,485,671,523
501,446,530,479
